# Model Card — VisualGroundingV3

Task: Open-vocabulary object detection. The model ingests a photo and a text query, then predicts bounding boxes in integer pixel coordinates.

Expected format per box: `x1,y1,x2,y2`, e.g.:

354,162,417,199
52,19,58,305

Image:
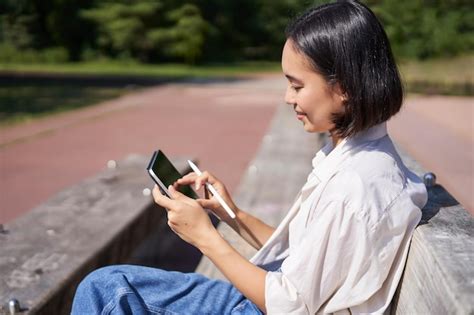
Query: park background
0,0,473,222
1,0,473,124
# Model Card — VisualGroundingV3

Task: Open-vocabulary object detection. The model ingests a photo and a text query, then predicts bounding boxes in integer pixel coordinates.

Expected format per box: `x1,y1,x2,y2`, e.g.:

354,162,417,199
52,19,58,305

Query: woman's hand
152,185,218,249
175,171,239,224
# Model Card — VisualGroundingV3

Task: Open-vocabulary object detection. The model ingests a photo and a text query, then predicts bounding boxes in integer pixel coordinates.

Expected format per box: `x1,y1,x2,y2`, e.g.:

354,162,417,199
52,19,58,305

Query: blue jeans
71,264,266,314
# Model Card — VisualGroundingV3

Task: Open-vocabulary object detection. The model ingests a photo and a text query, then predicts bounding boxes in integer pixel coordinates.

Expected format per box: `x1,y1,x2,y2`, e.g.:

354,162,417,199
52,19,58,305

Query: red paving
389,95,473,214
1,78,473,223
0,77,285,223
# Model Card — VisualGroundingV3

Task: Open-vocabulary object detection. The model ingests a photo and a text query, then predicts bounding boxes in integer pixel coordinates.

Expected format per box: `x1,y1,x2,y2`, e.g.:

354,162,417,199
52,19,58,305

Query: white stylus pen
187,160,236,219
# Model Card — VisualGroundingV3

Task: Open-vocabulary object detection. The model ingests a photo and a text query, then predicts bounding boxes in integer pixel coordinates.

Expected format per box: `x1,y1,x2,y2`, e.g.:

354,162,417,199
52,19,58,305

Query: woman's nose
284,86,295,105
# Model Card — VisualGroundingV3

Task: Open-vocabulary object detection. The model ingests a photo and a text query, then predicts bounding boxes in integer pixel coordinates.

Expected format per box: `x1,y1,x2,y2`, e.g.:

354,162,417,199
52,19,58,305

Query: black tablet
146,150,197,199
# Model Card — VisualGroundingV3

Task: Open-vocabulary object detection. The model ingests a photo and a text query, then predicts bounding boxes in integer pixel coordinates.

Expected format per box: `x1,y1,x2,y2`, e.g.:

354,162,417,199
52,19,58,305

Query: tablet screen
147,150,197,199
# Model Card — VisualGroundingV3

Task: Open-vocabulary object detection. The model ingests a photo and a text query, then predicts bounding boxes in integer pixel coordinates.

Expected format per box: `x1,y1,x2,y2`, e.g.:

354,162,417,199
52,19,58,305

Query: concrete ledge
0,155,195,314
392,190,473,314
391,148,474,314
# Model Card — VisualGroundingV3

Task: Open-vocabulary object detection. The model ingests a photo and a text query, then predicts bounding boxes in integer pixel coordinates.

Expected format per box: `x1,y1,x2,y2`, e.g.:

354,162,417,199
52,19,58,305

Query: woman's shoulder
333,140,407,195
321,141,422,228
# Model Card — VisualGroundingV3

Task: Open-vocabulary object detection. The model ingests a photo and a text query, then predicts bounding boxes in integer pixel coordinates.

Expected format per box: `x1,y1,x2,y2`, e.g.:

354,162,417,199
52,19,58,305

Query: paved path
1,77,472,223
389,95,473,214
0,76,285,223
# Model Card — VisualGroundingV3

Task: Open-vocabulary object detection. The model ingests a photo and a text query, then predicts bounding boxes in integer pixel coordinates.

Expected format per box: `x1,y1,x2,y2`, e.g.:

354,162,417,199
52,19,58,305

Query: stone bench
196,105,474,313
0,155,200,314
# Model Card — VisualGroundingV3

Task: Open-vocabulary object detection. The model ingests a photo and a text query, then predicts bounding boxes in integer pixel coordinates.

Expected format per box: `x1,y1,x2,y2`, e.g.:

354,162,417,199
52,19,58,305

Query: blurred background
0,0,473,223
0,0,473,123
0,0,473,62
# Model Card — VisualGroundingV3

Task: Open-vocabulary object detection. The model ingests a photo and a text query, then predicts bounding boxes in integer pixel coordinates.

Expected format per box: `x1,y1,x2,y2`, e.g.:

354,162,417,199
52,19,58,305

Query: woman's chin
302,124,318,133
302,123,330,134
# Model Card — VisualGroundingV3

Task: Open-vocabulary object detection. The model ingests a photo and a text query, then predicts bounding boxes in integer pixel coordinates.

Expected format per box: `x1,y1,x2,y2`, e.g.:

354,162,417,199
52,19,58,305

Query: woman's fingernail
195,183,199,190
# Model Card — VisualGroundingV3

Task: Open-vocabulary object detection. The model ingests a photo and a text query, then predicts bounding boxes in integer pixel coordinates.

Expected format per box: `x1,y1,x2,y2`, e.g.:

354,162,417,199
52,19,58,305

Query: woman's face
281,39,345,134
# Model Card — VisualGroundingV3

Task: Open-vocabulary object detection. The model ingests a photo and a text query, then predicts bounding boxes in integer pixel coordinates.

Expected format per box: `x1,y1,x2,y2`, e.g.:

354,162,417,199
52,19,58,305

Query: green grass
2,56,472,93
0,56,471,126
399,55,474,95
0,61,282,78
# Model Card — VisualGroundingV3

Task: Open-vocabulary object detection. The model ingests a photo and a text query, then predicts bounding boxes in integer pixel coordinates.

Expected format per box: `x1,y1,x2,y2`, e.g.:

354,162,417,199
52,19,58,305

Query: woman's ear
341,92,348,103
333,82,348,103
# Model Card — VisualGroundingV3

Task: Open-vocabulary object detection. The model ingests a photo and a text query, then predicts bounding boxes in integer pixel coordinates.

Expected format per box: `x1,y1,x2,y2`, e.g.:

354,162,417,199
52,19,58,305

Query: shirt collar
309,122,388,183
349,121,388,145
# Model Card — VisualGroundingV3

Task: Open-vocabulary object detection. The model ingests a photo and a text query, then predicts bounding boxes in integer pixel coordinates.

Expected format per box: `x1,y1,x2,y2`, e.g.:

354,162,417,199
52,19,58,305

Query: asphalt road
1,76,472,223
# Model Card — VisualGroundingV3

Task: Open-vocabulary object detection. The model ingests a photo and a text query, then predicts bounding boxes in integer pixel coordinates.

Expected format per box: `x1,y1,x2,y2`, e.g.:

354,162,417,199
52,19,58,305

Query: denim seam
102,289,134,315
233,300,245,312
232,299,251,313
144,303,180,315
102,289,179,315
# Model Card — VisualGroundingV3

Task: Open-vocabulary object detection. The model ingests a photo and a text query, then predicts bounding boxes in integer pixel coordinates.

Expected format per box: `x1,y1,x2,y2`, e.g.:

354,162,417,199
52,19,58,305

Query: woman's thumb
168,185,185,200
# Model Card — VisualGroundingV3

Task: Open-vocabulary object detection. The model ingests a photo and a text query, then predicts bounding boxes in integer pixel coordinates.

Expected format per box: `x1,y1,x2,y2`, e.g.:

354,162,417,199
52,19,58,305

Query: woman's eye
292,85,302,91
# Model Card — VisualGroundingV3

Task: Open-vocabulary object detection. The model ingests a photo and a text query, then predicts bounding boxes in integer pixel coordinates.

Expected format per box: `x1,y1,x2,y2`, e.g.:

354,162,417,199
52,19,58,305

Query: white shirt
250,122,428,314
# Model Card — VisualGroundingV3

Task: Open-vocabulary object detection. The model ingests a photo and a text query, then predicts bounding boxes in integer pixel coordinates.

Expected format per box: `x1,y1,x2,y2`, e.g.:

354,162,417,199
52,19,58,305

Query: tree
1,0,472,63
366,0,474,59
147,4,209,64
1,0,96,60
81,1,208,63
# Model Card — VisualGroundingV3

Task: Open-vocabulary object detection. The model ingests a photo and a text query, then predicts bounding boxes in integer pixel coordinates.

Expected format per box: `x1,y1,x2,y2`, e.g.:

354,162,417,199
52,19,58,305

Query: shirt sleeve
264,197,390,314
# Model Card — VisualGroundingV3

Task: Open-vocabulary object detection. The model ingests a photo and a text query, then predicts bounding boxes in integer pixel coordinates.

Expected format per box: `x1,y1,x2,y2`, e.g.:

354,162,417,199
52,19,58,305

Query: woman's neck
330,133,343,147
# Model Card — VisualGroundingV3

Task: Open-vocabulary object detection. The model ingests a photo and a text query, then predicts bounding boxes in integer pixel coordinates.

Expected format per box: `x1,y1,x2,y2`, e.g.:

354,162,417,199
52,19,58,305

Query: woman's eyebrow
285,74,304,85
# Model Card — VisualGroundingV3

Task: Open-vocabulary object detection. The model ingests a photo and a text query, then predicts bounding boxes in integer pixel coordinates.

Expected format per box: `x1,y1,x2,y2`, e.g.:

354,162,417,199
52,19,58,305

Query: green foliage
367,0,474,59
0,0,473,63
0,12,36,49
254,0,302,59
81,1,208,64
81,1,162,61
0,0,96,60
0,43,68,63
147,4,209,64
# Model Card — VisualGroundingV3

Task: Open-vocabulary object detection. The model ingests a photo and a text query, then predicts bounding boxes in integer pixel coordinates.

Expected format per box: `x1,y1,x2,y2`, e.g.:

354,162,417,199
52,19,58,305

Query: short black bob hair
286,0,403,138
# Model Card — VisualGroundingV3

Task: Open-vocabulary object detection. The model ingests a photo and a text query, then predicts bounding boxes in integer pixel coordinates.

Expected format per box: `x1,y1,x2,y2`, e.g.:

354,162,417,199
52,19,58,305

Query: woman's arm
200,229,267,312
152,185,267,312
227,207,275,249
176,172,275,249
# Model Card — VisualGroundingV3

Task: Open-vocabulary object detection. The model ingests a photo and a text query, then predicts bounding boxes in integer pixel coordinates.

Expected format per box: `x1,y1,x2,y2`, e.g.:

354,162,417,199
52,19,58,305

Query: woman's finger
168,185,192,202
197,198,217,209
176,172,198,185
152,185,177,210
195,178,205,190
201,171,216,183
195,172,214,190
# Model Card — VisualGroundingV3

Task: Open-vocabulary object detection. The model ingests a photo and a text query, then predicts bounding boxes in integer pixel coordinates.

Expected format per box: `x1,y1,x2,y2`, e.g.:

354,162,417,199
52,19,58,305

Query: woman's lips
295,111,306,120
293,105,306,120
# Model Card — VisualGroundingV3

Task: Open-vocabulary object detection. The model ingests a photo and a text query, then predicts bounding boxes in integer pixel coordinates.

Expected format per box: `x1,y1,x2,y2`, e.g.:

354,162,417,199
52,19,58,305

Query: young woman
72,1,427,314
